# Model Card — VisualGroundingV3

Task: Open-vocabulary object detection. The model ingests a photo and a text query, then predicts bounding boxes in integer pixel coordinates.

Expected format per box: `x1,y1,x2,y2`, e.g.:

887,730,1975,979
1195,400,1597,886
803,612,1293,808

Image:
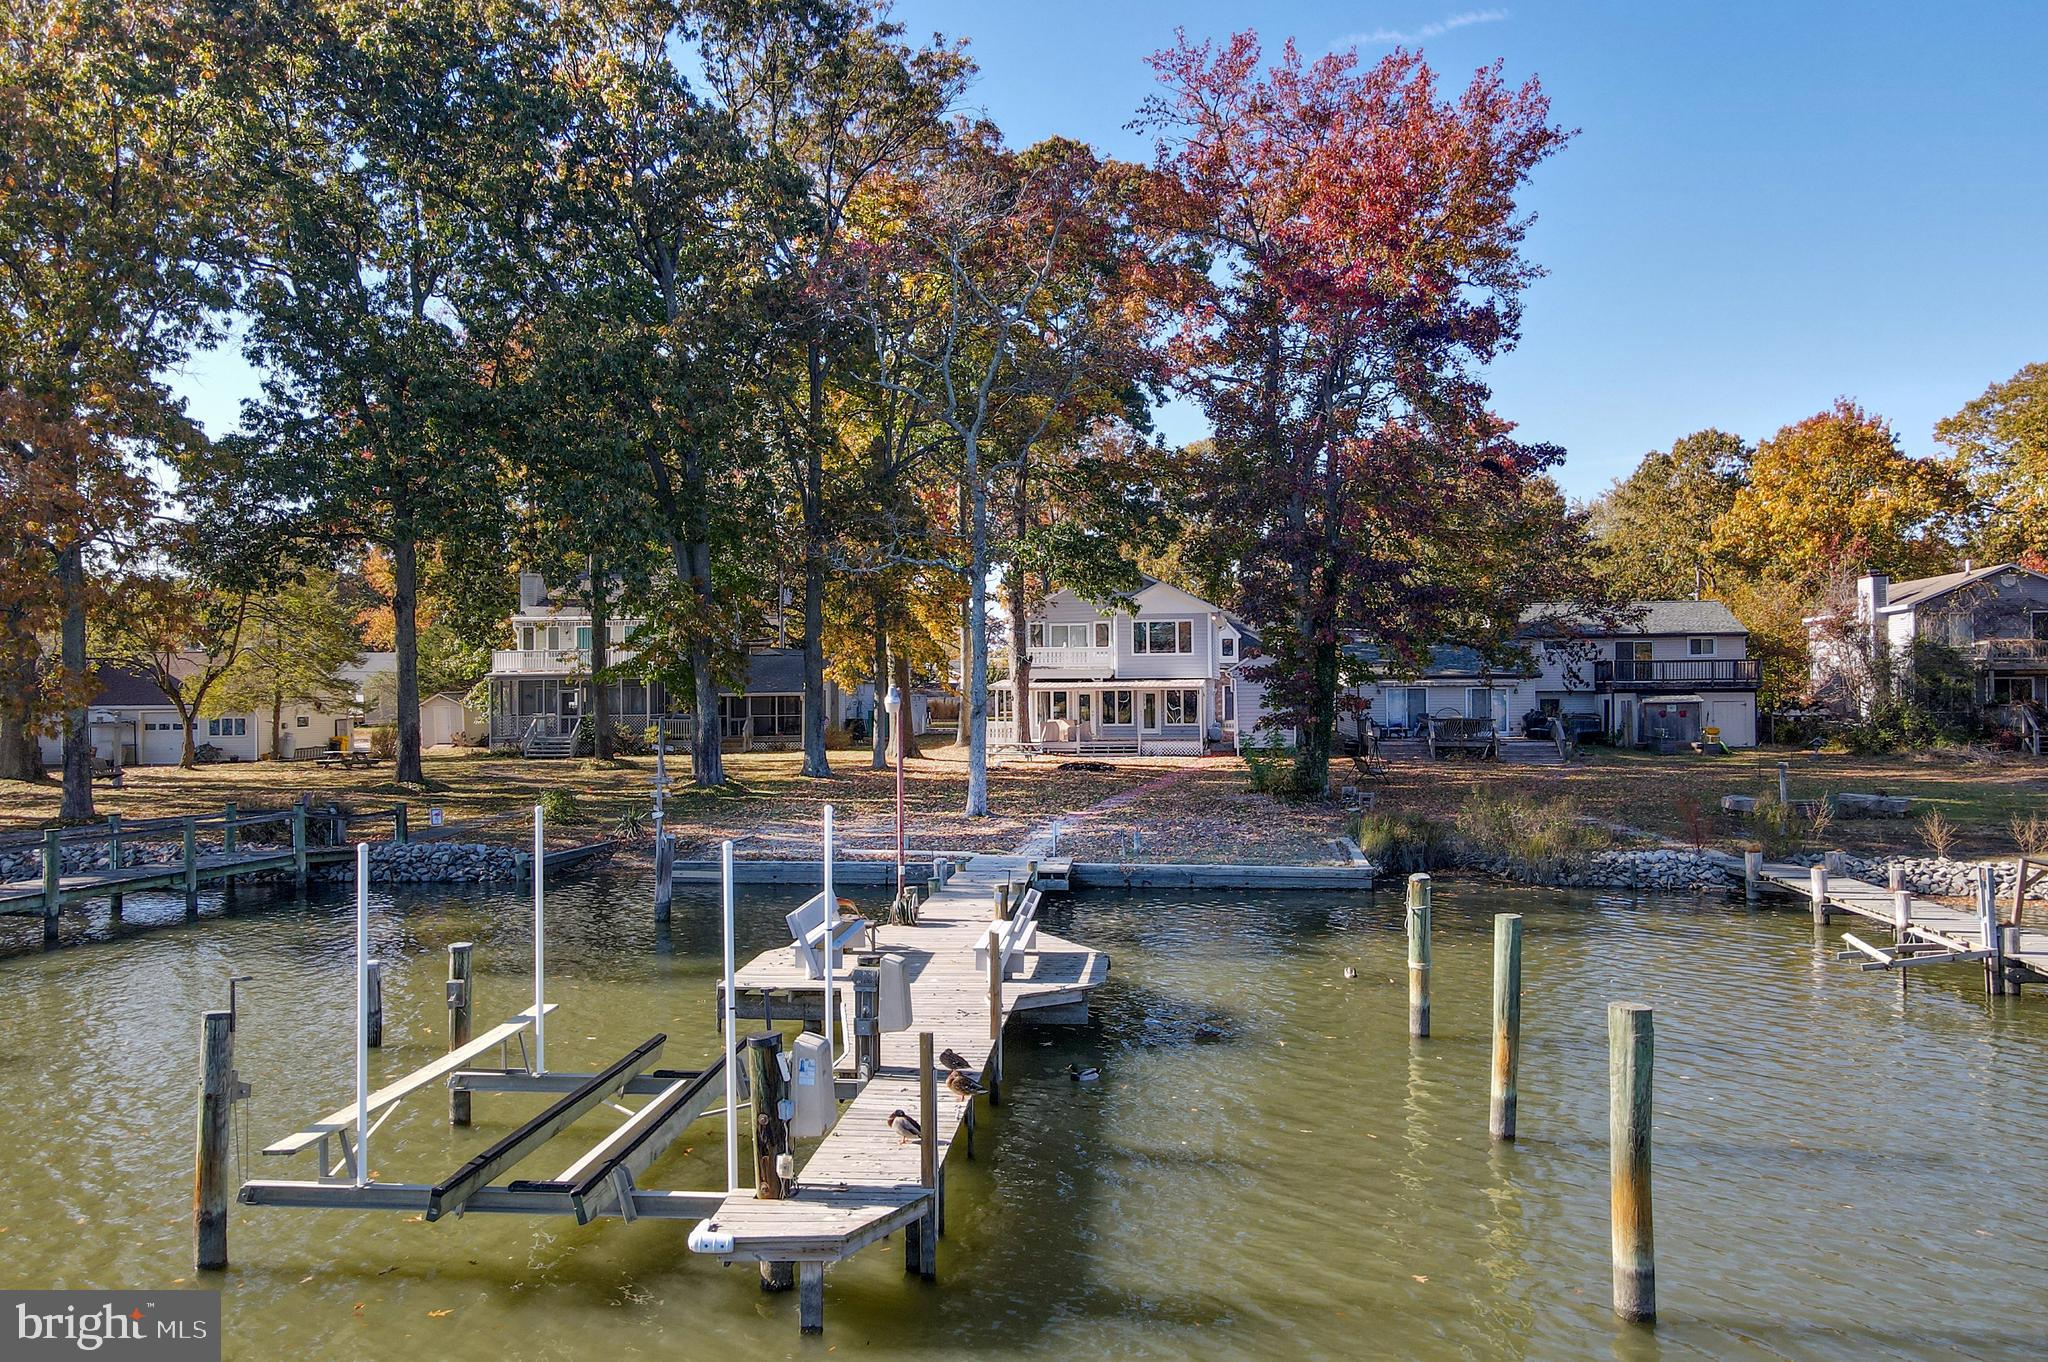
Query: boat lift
232,806,749,1229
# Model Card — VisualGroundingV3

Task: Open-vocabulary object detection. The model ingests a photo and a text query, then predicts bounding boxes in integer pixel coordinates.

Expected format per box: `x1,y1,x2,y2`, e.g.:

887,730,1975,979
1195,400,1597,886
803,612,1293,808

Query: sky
168,0,2048,502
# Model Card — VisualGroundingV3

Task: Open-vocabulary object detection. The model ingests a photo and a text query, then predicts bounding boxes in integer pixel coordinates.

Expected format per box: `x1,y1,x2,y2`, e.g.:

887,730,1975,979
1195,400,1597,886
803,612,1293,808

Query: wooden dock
0,800,408,944
695,852,1106,1329
1727,852,2048,995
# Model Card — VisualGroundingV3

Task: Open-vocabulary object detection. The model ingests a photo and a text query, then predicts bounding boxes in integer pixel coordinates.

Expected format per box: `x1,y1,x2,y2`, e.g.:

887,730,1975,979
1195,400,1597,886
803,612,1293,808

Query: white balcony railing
491,647,640,674
1028,646,1114,671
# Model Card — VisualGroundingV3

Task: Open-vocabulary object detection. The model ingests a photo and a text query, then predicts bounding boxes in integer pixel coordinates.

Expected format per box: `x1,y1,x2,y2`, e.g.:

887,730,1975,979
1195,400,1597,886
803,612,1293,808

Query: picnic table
317,750,381,770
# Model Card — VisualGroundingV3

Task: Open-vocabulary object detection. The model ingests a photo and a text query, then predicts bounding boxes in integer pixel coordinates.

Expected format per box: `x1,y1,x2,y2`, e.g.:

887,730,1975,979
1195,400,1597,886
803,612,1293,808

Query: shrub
1351,811,1453,873
1919,808,1959,860
1241,731,1300,797
823,723,856,751
607,722,650,756
538,789,586,825
2012,812,2048,859
364,725,397,760
1455,791,1610,866
1674,792,1708,851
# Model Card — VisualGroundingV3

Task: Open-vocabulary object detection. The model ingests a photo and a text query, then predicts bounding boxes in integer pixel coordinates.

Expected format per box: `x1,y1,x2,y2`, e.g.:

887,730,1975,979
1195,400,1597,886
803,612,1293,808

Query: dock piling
1608,1002,1655,1322
448,943,474,1125
993,883,1010,921
1980,867,2007,996
366,960,384,1048
986,927,1003,1106
1742,849,1761,902
1893,890,1913,944
182,817,199,917
797,1262,824,1334
1490,914,1522,1141
743,1032,795,1292
393,803,408,845
1808,863,1830,925
910,1031,938,1279
196,1009,234,1270
223,803,239,855
1888,862,1906,892
107,814,124,917
41,828,60,947
1407,873,1432,1038
652,831,673,923
291,801,308,890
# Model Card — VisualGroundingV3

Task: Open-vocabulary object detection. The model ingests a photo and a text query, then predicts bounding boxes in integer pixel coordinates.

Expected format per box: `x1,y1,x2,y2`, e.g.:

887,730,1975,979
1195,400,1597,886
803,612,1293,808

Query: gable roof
742,649,805,694
1345,642,1537,680
1520,599,1747,637
1882,563,2048,610
85,663,175,709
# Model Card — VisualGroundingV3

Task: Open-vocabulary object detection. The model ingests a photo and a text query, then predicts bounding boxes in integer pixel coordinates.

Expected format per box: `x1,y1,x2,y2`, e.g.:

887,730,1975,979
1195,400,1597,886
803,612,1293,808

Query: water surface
1,872,2043,1360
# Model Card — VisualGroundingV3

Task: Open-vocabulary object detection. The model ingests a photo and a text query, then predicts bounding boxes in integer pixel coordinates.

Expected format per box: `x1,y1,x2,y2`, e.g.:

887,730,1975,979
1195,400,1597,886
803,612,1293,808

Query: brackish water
2,871,2045,1360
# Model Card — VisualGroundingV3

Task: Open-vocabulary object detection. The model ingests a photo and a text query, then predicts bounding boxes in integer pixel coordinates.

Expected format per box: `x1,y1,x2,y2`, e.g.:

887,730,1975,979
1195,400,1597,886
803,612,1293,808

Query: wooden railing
1594,658,1762,689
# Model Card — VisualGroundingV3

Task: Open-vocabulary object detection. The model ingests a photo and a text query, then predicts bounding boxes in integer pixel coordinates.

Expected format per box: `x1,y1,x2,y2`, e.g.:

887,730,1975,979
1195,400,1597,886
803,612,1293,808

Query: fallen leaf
1412,1275,1428,1284
428,1309,453,1319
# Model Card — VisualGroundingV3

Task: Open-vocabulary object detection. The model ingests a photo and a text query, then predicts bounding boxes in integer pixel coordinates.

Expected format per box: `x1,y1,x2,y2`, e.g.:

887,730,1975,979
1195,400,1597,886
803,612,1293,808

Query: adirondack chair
786,891,870,979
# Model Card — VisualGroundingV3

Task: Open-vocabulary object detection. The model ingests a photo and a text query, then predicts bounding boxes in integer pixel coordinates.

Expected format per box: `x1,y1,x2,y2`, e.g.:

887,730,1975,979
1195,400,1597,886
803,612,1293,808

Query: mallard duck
945,1068,985,1100
938,1048,970,1072
886,1109,922,1143
1343,966,1359,980
1066,1064,1101,1083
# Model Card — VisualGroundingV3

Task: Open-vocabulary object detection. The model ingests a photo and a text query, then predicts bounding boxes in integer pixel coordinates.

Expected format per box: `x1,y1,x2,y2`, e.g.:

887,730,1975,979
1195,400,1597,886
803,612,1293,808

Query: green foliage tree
91,573,251,768
1586,429,1750,599
1937,361,2048,566
208,568,366,758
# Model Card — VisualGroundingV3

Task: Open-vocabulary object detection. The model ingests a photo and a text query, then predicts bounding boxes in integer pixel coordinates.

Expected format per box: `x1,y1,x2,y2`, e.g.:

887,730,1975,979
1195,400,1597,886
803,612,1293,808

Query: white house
486,573,916,754
1349,600,1762,748
991,578,1282,755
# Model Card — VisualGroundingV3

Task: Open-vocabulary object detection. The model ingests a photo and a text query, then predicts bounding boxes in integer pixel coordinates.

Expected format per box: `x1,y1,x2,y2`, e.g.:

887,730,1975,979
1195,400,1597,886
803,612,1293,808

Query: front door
1141,691,1160,732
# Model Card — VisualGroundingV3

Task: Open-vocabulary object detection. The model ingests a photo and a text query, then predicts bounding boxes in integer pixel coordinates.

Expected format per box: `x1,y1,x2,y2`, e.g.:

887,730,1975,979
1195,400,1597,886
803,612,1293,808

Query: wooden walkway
694,852,1106,1324
1725,853,2048,994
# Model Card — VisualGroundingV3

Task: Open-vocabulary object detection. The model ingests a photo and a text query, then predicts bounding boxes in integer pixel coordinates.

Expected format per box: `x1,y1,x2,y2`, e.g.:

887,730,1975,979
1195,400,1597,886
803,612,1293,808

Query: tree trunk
870,603,889,771
965,443,990,818
391,535,424,785
57,542,95,820
177,697,198,768
0,630,43,782
893,651,914,762
691,644,724,787
1008,567,1033,749
270,691,284,760
588,556,612,760
799,340,831,779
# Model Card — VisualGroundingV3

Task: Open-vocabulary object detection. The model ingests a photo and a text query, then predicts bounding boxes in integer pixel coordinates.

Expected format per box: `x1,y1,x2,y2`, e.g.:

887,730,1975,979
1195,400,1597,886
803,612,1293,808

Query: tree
1710,400,1967,584
697,0,970,781
0,0,242,809
192,0,546,786
92,575,251,768
1586,429,1750,599
208,568,365,757
1141,33,1573,797
1937,361,2048,565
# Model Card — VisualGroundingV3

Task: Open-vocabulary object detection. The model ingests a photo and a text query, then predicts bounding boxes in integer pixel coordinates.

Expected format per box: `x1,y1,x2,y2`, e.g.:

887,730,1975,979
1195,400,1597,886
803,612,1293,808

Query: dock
696,851,1107,1330
1729,852,2048,995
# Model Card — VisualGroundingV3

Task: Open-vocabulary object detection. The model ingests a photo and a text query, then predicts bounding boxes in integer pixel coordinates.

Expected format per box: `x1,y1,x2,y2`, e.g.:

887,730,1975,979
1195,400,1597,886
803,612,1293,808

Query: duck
938,1048,971,1072
886,1109,922,1143
945,1068,985,1100
1343,967,1359,980
1066,1064,1101,1083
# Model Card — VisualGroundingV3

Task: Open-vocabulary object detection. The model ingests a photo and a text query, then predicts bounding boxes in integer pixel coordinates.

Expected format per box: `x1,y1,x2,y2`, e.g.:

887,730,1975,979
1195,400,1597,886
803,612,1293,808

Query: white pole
354,840,370,1188
721,838,739,1193
822,803,835,1071
533,803,546,1074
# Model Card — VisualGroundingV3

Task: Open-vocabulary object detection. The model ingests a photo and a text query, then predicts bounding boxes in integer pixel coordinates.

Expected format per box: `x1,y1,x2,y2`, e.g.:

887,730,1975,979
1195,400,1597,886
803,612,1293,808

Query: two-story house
1810,563,2048,742
1349,600,1763,748
991,578,1281,755
486,574,915,754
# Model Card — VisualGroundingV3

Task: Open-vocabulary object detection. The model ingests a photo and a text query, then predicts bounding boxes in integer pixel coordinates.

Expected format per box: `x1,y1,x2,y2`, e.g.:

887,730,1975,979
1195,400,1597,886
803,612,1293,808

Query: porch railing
1594,658,1763,690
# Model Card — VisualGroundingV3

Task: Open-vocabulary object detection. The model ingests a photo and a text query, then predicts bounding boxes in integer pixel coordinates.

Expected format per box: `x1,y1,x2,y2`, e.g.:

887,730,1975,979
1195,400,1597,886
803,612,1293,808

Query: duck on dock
939,1047,970,1072
1066,1064,1101,1083
886,1109,922,1143
945,1068,985,1101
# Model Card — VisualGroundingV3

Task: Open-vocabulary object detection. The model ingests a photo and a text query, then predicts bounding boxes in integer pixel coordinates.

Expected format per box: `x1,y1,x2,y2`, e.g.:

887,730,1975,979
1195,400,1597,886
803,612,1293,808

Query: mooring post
448,942,474,1125
291,800,308,891
1893,890,1913,945
1980,866,2006,997
182,817,200,917
797,1261,824,1335
910,1030,938,1279
392,803,409,846
1777,760,1791,808
41,828,61,947
1808,862,1830,925
1407,873,1432,1038
1608,1002,1656,1322
992,882,1010,921
1490,914,1522,1142
986,927,1004,1106
743,1032,795,1293
1025,858,1039,888
2002,925,2023,997
196,1009,234,1271
652,831,673,924
1888,862,1906,893
926,875,941,906
1742,849,1761,902
850,966,881,1079
365,960,384,1047
222,802,239,855
107,813,124,918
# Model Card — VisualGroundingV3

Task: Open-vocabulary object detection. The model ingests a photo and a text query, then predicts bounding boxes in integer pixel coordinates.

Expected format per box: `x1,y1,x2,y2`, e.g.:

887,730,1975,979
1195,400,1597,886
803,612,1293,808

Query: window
1077,692,1093,724
1104,689,1133,725
1992,676,2039,705
991,690,1014,721
1687,637,1717,657
1048,691,1069,720
1616,641,1652,662
1134,619,1194,654
576,626,592,650
295,715,309,728
1028,623,1044,648
1142,692,1159,729
1220,636,1235,659
521,625,536,650
1163,688,1200,724
1094,620,1111,648
2033,613,2048,642
208,719,220,736
234,718,246,735
748,694,802,737
1036,622,1098,650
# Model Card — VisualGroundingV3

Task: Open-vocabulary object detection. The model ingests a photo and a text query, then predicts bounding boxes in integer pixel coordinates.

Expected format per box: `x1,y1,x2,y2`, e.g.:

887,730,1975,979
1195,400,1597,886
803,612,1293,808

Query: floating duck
886,1109,922,1143
938,1048,971,1072
1066,1064,1101,1083
945,1068,985,1100
1343,967,1359,980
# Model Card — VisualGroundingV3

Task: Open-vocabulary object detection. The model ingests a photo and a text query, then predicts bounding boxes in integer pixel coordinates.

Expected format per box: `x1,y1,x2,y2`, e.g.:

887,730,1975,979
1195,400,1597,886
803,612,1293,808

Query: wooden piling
392,803,408,845
182,817,199,916
652,832,673,923
2002,925,2023,997
1777,760,1791,806
365,960,384,1048
1608,1002,1655,1323
1980,867,2006,997
992,883,1010,920
743,1032,795,1292
107,814,124,917
448,943,474,1125
1742,849,1761,901
1407,873,1432,1038
851,966,881,1079
1490,914,1522,1142
222,803,239,855
797,1261,824,1334
1888,862,1906,892
291,801,309,890
1808,863,1830,925
195,1009,233,1270
1893,890,1912,944
986,928,1003,1106
909,1031,938,1279
41,828,60,947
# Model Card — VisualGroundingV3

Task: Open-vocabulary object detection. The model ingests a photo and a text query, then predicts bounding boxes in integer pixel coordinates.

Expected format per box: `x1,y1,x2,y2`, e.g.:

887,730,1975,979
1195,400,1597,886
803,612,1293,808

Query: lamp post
885,683,906,901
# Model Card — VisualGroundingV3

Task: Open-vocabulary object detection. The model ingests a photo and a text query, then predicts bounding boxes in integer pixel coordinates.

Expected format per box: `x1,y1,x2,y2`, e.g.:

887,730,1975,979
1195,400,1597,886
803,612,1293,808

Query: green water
2,872,2045,1360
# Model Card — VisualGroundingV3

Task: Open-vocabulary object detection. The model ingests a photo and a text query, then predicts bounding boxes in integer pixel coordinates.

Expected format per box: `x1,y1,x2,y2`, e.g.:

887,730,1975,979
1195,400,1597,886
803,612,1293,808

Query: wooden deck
694,853,1106,1277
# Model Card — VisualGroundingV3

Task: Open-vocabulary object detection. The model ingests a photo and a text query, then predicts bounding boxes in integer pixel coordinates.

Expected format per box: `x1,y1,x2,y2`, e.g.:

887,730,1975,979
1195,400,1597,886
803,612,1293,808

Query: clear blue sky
169,1,2048,501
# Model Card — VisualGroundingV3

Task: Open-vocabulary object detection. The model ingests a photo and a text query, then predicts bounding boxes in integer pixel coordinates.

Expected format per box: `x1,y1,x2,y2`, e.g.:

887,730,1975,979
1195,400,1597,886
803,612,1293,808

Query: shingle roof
1519,599,1747,636
743,649,806,694
85,664,174,708
1883,563,2042,609
1345,642,1536,679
